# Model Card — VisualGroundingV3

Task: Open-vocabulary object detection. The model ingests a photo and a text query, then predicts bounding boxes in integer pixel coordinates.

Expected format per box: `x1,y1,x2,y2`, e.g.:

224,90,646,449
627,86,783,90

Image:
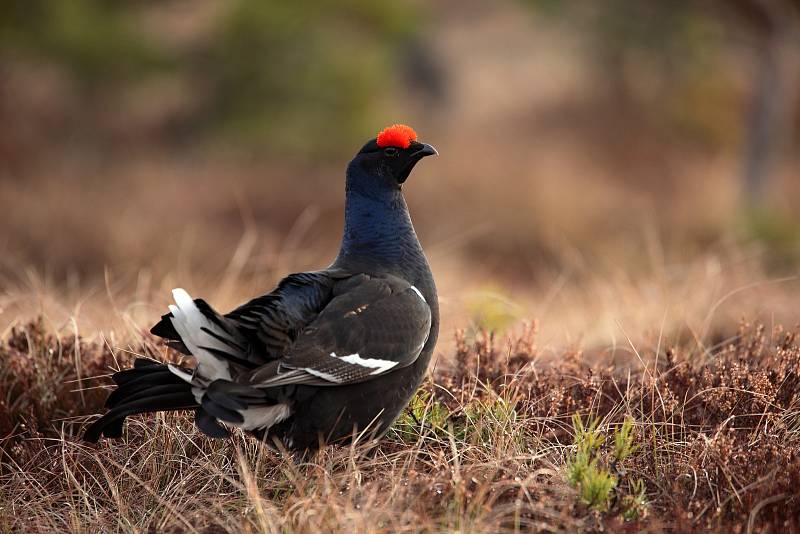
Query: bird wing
149,271,338,371
242,274,432,387
223,271,339,364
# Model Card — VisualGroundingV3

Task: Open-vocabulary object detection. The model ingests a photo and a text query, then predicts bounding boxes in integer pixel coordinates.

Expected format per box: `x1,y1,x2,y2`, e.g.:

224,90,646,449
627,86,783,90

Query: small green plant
566,414,617,511
613,417,639,462
572,413,605,451
565,414,647,517
579,466,617,510
621,478,648,521
566,447,591,487
394,388,450,441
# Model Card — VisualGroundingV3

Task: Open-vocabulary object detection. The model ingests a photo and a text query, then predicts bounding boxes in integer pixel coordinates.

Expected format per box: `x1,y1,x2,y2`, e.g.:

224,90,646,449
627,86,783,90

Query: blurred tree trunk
735,0,800,204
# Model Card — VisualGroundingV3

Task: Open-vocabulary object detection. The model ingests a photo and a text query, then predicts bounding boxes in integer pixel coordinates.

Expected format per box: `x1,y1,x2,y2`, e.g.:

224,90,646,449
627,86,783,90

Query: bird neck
334,181,426,277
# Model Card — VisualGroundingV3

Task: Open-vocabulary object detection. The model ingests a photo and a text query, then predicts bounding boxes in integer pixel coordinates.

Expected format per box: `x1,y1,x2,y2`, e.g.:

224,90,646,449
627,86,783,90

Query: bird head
348,124,437,193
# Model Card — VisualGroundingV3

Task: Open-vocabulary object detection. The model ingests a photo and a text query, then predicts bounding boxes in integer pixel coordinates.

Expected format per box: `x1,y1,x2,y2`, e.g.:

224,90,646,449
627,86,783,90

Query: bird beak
397,142,438,184
413,143,438,159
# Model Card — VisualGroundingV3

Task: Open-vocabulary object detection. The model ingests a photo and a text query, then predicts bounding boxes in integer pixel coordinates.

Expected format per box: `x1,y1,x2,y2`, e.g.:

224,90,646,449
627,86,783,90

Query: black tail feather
195,407,231,438
108,383,194,410
149,314,190,355
106,369,193,408
112,358,176,386
201,396,244,424
149,314,179,339
84,361,198,443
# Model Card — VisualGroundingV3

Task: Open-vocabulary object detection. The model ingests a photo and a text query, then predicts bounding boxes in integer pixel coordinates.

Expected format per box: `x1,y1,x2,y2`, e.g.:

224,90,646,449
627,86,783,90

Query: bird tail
84,358,264,442
86,289,273,442
149,288,252,381
83,358,199,442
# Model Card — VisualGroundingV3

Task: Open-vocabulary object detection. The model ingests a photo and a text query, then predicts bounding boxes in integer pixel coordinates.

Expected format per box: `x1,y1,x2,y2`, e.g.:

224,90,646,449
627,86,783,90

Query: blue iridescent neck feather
334,160,425,275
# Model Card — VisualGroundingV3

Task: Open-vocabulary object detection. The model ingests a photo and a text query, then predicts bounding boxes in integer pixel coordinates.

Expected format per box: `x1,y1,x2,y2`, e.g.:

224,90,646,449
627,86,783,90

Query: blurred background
1,0,799,349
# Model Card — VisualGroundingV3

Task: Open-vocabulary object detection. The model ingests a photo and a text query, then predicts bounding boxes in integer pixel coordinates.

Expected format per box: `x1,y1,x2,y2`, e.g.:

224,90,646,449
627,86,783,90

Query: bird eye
383,147,399,157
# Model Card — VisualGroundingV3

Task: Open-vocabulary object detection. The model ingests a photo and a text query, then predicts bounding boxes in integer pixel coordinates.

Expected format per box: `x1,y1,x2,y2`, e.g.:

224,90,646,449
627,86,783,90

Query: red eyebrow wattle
376,124,417,149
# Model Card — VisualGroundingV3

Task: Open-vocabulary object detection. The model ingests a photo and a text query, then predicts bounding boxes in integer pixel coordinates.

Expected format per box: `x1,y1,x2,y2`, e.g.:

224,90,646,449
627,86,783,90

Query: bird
84,124,439,453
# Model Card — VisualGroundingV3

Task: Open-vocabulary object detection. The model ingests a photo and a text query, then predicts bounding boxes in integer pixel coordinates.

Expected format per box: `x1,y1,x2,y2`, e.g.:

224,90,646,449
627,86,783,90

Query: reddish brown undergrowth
1,319,798,532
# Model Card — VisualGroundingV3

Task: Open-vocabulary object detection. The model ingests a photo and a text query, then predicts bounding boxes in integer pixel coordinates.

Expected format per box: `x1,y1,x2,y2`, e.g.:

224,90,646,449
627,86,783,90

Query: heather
2,318,798,532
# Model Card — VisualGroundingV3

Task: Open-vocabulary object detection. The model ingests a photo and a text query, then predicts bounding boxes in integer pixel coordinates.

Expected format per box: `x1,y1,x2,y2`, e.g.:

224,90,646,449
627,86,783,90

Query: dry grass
2,314,799,532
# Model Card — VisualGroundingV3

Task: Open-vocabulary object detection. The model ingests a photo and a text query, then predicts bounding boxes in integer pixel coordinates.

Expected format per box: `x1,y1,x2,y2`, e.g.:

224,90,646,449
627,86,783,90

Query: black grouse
84,124,439,452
